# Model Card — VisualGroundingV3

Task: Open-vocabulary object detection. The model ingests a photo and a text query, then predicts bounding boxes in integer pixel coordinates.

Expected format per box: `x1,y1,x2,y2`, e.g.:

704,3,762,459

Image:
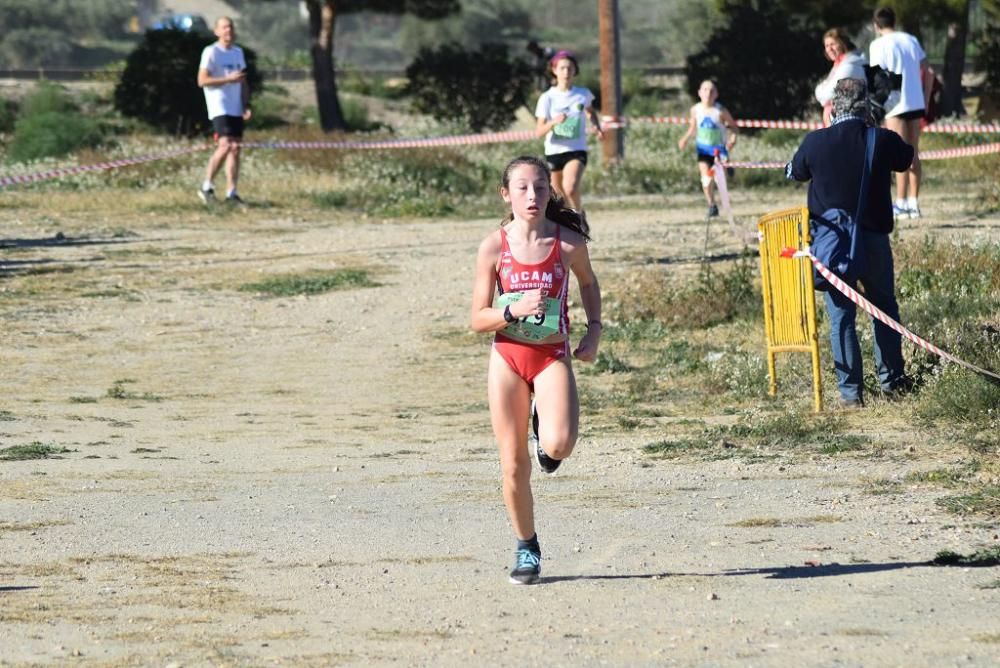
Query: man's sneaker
883,374,916,401
908,206,922,219
225,193,246,206
892,203,909,220
198,187,215,204
707,204,719,219
509,547,541,585
529,399,560,474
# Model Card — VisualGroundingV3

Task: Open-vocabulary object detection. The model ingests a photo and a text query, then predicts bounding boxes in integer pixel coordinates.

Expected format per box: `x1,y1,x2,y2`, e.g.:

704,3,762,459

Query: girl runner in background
535,51,604,213
470,156,602,585
677,79,738,219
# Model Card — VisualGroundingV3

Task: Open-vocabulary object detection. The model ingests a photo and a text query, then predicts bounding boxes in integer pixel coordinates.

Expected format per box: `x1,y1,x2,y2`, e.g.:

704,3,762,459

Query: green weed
642,410,869,461
592,351,634,374
936,488,1000,517
642,438,711,458
239,269,378,297
106,379,163,402
932,545,1000,566
0,442,73,461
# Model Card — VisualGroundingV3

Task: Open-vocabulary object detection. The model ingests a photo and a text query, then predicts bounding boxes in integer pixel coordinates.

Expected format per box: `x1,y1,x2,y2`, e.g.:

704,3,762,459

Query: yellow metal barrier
757,207,823,412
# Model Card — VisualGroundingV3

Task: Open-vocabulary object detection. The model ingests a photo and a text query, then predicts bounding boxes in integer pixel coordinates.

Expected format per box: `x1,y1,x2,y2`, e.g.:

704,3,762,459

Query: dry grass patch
728,515,841,528
0,519,71,535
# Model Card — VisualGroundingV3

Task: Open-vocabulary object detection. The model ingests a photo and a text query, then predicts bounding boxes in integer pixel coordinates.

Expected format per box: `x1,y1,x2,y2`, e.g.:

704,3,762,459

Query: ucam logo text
508,270,553,288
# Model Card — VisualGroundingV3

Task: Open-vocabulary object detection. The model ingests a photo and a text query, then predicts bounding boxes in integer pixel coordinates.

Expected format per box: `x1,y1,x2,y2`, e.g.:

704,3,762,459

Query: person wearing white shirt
868,6,933,219
197,16,252,204
815,28,867,127
534,51,604,213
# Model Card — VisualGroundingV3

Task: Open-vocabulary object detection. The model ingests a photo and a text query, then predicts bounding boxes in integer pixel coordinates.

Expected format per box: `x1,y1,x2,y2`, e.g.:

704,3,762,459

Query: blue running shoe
509,547,541,585
892,203,909,221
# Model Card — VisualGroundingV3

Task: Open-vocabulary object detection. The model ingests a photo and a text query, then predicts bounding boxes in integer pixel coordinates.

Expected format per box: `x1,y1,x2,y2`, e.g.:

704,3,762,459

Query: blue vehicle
151,12,210,33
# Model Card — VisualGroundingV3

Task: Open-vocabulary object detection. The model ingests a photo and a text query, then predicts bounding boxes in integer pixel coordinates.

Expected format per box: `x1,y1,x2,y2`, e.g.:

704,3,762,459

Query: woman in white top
534,51,604,212
815,28,867,127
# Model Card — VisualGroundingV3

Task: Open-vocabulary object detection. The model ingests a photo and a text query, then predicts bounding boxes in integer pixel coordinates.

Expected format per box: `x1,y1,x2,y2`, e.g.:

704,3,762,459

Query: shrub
6,82,104,162
614,252,761,331
0,99,17,134
0,28,73,67
115,29,262,136
685,3,825,120
978,26,1000,97
405,42,534,132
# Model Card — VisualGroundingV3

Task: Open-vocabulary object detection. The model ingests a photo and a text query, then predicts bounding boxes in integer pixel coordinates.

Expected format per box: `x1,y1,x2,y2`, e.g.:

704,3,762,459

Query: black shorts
212,114,244,139
697,152,717,166
546,150,588,172
891,109,925,121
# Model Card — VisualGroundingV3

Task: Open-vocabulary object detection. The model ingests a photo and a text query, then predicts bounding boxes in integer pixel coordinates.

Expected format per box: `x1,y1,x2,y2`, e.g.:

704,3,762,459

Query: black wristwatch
503,305,517,323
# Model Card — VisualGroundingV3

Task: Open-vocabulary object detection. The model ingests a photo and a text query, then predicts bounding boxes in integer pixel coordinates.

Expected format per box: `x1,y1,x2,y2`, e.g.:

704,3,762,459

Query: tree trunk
307,0,346,131
940,1,970,118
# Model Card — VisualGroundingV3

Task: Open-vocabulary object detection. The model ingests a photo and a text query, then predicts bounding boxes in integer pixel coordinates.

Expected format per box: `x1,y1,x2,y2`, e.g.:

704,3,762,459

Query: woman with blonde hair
815,27,867,126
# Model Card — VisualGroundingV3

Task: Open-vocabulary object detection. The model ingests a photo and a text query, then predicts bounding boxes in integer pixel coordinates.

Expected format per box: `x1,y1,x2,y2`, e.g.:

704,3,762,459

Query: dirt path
1,190,999,666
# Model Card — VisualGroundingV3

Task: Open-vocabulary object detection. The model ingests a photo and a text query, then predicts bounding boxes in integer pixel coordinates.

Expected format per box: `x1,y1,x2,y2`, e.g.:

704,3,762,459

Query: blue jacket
787,117,914,234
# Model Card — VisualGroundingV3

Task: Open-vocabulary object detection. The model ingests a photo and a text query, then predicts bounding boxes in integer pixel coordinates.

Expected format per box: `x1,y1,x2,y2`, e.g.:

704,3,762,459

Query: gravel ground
1,189,999,666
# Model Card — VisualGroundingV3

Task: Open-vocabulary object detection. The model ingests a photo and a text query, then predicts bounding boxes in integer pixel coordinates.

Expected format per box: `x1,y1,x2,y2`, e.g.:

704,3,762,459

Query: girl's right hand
677,137,687,150
553,113,568,125
513,289,545,319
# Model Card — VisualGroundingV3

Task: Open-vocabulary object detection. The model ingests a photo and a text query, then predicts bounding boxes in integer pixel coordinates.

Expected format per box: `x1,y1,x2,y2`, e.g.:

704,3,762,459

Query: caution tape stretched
0,130,539,189
0,145,208,188
2,125,998,190
602,114,1000,134
780,247,1000,383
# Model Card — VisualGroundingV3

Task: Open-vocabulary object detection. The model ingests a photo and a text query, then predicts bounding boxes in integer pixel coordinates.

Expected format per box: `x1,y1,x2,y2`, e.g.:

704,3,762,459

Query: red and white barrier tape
0,130,541,189
722,141,1000,170
243,129,536,151
0,145,208,188
780,247,1000,383
713,155,758,245
602,115,1000,134
3,123,999,189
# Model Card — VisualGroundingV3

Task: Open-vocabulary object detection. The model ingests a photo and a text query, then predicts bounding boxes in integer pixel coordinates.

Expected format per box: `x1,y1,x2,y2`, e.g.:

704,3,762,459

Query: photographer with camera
786,78,915,408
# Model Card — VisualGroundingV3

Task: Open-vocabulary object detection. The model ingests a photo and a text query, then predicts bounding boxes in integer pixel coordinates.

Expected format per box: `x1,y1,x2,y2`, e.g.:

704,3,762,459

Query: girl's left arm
587,105,605,139
568,239,601,362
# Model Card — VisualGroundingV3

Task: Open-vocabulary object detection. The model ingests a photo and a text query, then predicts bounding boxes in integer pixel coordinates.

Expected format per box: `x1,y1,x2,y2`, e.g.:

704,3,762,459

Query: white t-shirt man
199,42,247,119
535,85,595,155
869,31,926,117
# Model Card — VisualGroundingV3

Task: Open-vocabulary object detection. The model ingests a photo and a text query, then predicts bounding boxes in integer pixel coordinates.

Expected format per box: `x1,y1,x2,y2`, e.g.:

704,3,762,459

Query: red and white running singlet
495,225,570,343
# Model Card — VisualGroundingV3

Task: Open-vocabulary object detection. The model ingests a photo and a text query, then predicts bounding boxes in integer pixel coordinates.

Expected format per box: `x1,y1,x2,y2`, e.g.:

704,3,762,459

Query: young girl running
677,79,738,219
470,156,602,585
535,50,604,213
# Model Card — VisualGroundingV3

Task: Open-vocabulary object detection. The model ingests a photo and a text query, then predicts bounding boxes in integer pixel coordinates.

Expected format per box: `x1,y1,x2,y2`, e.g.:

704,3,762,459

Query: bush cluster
6,81,105,162
405,42,534,132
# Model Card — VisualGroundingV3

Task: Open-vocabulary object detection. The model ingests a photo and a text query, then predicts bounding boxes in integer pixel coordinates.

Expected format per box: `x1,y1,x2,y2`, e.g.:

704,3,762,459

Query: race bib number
552,112,582,139
496,292,561,342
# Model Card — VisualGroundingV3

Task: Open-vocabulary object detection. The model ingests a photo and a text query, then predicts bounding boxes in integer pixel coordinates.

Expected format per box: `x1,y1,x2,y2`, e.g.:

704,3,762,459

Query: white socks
202,180,213,192
906,197,919,211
